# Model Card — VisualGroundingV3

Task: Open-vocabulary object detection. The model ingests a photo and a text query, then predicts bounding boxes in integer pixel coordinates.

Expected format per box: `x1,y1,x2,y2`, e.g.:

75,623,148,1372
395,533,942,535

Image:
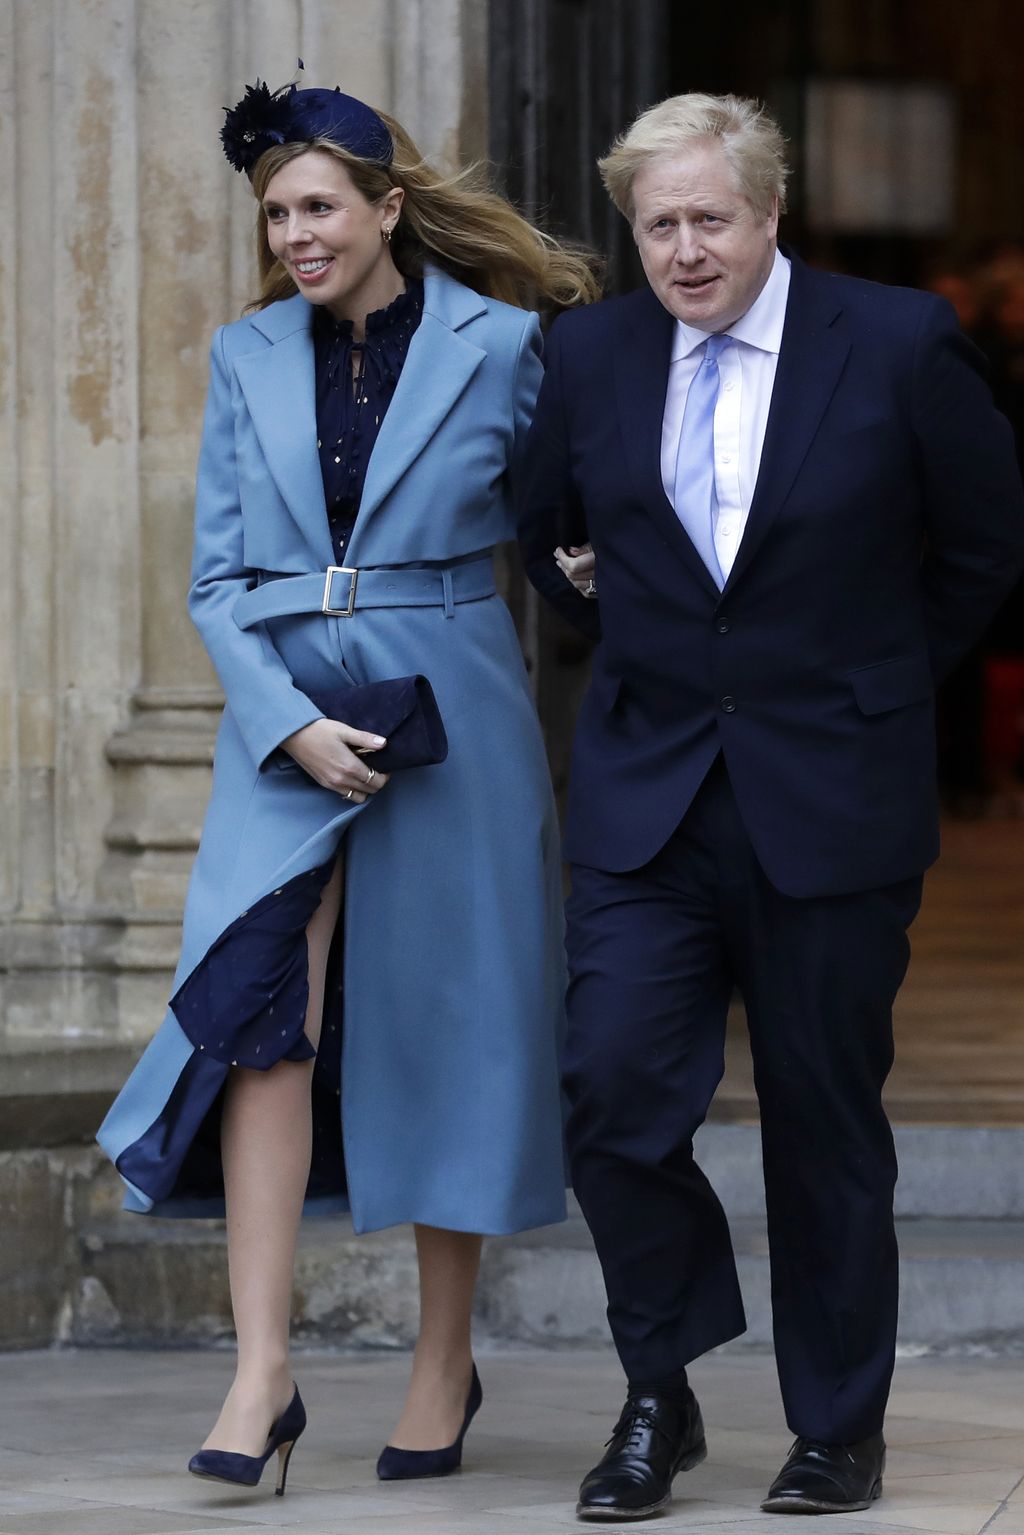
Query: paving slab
0,1350,1020,1535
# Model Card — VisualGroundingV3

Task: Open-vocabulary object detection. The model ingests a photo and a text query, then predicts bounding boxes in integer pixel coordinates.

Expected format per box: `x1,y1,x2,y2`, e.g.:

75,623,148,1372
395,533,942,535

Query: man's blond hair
599,92,789,224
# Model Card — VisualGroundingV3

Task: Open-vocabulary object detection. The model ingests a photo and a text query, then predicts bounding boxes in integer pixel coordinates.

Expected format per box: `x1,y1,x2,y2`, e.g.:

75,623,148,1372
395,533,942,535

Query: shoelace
791,1437,858,1467
606,1406,674,1453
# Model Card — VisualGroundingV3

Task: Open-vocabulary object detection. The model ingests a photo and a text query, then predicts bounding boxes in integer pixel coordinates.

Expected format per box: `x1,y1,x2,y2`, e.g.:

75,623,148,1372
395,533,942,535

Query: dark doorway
489,0,672,792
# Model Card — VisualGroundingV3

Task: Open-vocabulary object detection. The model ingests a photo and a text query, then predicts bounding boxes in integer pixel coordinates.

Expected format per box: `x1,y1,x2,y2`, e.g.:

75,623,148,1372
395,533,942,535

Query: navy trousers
564,757,922,1442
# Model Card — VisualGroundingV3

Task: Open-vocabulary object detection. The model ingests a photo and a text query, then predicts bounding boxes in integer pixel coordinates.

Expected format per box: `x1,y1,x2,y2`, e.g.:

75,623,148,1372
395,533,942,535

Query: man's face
632,142,778,332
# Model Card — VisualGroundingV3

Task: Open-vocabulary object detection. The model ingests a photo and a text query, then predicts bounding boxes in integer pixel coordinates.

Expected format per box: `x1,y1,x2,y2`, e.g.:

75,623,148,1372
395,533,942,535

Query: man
518,93,1024,1521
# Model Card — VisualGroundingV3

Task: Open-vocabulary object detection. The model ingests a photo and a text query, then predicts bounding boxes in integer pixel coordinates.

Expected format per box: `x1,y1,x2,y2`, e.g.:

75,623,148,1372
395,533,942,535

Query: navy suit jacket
518,253,1024,897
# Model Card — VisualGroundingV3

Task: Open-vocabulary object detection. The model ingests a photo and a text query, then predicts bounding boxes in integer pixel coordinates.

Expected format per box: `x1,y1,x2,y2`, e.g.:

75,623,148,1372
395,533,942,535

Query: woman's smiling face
631,140,778,333
262,149,404,324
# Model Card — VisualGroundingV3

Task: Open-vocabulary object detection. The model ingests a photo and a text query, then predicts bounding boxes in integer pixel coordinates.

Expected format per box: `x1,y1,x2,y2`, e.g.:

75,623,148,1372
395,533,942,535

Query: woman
98,77,598,1494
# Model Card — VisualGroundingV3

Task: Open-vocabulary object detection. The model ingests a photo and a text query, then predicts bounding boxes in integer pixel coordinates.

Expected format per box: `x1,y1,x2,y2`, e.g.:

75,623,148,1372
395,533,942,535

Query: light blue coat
98,268,568,1236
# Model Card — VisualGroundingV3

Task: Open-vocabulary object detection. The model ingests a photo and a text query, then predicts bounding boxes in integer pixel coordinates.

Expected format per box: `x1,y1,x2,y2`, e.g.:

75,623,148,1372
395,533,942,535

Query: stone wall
0,0,487,1347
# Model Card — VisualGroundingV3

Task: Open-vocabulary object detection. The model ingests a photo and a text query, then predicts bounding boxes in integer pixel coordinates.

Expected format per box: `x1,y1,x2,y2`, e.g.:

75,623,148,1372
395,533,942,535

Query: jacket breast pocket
848,653,934,716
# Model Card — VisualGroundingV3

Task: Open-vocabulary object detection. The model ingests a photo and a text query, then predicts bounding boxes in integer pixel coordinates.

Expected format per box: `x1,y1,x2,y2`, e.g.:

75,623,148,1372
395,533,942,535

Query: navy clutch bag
306,674,448,772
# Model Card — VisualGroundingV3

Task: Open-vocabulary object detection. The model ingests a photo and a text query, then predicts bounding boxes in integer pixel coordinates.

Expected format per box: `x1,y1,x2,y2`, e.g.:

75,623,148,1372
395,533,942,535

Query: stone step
75,1204,1024,1356
74,1121,1024,1353
0,1039,141,1150
694,1122,1024,1219
485,1211,1024,1356
5,1083,1023,1351
14,1063,1015,1218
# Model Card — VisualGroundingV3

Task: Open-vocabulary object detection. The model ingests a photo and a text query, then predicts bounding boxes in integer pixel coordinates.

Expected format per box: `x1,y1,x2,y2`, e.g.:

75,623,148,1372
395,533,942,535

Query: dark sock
627,1369,690,1405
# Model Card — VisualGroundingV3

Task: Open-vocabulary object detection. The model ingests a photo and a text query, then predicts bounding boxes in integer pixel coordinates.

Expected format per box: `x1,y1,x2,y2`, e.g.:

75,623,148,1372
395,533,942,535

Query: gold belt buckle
322,566,358,617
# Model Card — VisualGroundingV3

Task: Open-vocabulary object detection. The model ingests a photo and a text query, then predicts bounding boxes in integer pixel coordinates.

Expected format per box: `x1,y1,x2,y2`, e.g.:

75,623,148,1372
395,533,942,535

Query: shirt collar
670,248,792,362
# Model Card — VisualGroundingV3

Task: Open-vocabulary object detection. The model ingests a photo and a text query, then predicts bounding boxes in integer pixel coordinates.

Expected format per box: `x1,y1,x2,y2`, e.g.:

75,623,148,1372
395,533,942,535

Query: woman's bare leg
201,859,344,1456
387,1225,483,1450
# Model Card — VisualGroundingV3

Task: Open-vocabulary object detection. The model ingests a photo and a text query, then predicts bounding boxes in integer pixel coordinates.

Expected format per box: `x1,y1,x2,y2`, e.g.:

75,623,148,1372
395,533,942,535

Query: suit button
721,695,737,713
716,617,730,633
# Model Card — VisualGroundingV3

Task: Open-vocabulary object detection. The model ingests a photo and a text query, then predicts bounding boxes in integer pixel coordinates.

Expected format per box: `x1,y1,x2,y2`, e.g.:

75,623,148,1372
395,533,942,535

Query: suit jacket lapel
233,298,334,566
724,255,849,594
614,287,723,599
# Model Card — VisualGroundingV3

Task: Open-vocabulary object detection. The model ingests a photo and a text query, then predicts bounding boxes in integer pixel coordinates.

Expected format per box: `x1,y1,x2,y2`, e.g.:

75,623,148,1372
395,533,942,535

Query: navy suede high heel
376,1365,483,1480
188,1384,306,1496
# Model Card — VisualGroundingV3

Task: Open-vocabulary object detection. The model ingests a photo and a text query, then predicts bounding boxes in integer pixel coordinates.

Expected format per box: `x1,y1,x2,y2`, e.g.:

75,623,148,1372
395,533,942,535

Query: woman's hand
280,719,391,804
555,543,597,598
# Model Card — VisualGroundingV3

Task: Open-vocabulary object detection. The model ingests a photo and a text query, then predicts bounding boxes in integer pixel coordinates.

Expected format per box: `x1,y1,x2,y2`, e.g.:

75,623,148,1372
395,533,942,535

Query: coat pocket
848,653,934,716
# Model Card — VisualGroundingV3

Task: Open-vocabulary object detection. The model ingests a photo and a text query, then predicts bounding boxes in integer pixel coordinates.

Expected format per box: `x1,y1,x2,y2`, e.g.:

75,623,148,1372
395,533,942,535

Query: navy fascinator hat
221,73,394,176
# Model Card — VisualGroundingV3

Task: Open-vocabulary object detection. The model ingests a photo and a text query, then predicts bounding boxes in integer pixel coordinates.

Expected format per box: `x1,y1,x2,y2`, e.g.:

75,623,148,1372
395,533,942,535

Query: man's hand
280,719,391,803
555,543,598,597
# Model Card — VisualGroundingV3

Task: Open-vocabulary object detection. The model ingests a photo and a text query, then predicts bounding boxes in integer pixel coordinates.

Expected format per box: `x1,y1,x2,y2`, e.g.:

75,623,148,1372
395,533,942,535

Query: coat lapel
345,269,487,560
233,272,488,568
233,297,334,566
614,287,723,599
723,255,849,594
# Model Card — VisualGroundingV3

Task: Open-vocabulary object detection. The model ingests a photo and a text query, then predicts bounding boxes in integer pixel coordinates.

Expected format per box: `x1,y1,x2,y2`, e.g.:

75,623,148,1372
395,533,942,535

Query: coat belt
233,557,496,630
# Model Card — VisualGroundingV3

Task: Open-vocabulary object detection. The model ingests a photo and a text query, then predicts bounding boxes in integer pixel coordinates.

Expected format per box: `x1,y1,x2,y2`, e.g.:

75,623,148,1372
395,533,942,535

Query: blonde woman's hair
599,93,789,225
248,113,602,312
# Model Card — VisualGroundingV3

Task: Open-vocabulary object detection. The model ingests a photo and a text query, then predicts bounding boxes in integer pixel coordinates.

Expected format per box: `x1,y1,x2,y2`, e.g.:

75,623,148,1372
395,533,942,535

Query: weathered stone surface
0,1036,142,1148
62,1202,1024,1356
0,1146,110,1349
293,1229,422,1347
0,1152,69,1347
82,1223,236,1347
73,1274,123,1343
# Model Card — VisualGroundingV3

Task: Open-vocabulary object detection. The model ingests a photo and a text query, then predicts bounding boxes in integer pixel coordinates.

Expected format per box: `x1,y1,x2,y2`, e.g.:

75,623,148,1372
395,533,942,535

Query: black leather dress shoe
761,1432,885,1513
576,1389,707,1521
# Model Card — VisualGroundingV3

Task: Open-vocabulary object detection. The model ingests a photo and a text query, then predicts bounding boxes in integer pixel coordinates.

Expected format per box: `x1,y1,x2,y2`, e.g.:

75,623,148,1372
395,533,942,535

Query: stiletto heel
189,1384,306,1493
275,1438,297,1497
376,1364,482,1481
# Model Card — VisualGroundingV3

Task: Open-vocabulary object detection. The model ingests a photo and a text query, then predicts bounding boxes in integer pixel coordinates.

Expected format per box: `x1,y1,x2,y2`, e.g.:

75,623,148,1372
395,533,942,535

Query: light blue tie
673,333,730,588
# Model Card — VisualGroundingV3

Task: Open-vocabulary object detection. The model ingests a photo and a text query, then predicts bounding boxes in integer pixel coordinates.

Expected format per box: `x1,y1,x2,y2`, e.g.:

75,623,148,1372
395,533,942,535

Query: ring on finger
365,766,376,784
344,788,355,801
583,578,597,598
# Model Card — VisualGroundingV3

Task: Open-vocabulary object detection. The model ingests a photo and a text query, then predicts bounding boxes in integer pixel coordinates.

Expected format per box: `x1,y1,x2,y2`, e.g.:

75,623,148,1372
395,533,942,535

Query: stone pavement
0,1348,1021,1534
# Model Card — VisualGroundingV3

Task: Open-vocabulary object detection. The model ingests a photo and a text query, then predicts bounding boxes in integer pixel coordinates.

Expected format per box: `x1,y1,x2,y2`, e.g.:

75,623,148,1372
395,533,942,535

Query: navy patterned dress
314,281,424,565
